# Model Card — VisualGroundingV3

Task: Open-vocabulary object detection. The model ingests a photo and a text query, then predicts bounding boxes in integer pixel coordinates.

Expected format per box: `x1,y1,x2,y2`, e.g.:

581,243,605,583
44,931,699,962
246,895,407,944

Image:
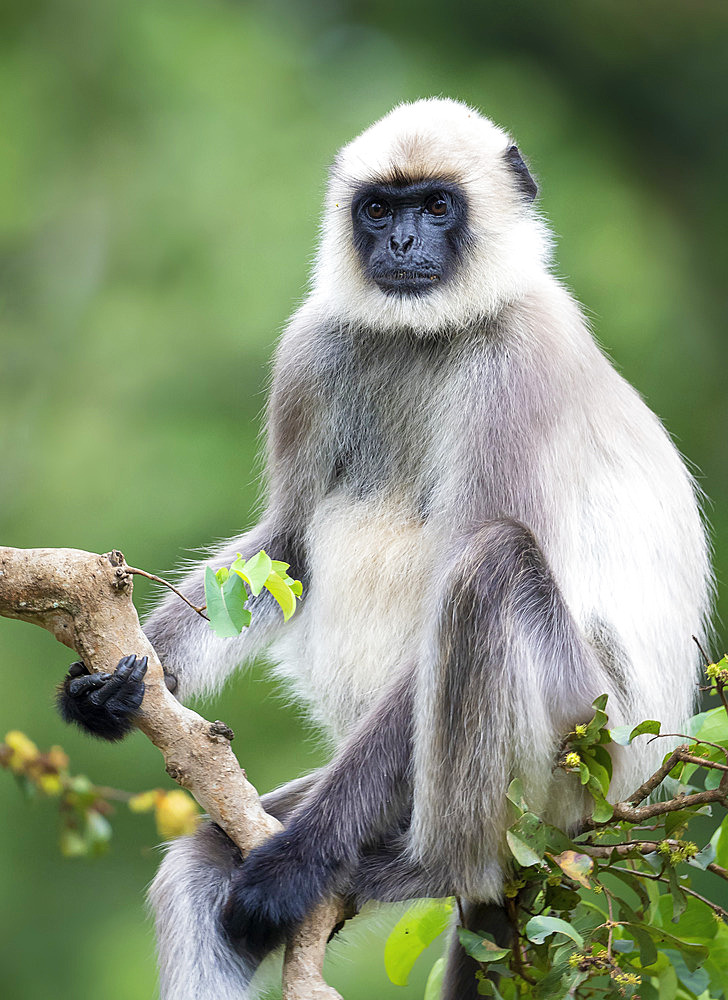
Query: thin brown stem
612,787,727,824
605,889,615,959
707,862,728,882
127,567,209,620
626,748,684,806
610,866,728,920
692,634,712,666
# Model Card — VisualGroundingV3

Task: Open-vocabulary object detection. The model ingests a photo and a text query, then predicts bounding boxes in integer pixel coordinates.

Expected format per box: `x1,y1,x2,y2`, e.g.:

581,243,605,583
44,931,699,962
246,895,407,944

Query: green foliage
384,669,728,999
203,550,302,637
384,899,455,986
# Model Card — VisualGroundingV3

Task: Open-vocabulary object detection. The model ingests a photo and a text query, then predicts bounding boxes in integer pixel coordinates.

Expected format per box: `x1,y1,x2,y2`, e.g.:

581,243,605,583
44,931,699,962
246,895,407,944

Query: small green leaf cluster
384,686,728,1000
560,693,619,823
203,549,302,637
705,654,728,687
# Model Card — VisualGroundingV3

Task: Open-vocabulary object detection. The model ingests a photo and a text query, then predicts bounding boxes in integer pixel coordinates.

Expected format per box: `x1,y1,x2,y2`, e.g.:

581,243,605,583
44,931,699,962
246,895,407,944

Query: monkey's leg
411,516,608,900
149,774,319,1000
150,823,260,1000
221,670,415,958
259,770,321,822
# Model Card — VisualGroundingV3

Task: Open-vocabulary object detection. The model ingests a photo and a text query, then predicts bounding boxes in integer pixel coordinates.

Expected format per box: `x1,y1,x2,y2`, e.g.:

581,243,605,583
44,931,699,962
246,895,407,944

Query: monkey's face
350,180,470,296
312,99,551,333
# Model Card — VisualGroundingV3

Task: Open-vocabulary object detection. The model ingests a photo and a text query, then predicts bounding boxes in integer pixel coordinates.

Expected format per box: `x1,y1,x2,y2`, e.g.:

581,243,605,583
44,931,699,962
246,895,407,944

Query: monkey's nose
390,234,414,255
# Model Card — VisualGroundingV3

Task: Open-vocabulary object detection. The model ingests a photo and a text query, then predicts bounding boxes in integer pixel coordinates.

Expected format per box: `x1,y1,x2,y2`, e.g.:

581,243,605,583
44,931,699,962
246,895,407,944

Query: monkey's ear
504,145,538,202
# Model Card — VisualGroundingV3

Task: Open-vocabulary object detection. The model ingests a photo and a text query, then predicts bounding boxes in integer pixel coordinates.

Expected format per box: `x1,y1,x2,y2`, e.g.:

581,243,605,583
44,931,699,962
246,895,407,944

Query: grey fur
145,100,712,999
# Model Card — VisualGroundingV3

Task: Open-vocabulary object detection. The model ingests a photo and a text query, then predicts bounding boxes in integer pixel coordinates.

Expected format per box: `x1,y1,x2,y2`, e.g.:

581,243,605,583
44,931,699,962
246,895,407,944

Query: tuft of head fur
310,98,552,334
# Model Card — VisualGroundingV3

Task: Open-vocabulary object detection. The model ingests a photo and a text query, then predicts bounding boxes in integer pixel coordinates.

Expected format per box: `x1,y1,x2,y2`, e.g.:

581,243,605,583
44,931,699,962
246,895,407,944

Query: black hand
57,654,148,742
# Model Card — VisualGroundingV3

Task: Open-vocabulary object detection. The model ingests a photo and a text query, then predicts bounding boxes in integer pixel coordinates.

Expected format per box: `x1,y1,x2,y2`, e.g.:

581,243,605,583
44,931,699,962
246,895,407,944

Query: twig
626,747,684,806
707,862,728,882
693,634,712,666
612,788,727,824
610,866,728,920
127,566,209,619
605,889,615,959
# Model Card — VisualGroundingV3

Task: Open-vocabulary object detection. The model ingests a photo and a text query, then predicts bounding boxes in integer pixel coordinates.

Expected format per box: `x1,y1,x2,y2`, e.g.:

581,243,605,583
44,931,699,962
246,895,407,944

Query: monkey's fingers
88,654,148,706
67,672,113,698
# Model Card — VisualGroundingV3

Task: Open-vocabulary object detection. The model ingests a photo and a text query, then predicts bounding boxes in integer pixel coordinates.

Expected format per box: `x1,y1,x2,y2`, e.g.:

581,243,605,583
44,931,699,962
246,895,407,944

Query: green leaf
544,884,580,913
711,815,728,869
629,924,658,967
457,929,511,963
423,957,446,1000
506,812,546,867
264,568,297,620
704,922,728,994
687,839,716,870
584,756,611,796
639,922,709,971
204,567,242,637
692,707,728,746
666,865,687,923
222,572,252,631
655,894,719,942
643,952,679,1000
383,898,454,986
506,778,528,813
236,549,273,596
589,791,614,823
604,866,651,911
610,719,662,745
525,915,584,948
214,566,230,585
662,949,710,995
476,976,506,998
664,809,697,839
533,962,570,999
588,743,614,780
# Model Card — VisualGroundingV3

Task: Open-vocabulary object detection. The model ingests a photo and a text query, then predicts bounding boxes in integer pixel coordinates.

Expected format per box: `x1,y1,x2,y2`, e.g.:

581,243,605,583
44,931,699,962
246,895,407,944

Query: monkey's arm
222,517,615,952
55,523,302,739
142,521,306,702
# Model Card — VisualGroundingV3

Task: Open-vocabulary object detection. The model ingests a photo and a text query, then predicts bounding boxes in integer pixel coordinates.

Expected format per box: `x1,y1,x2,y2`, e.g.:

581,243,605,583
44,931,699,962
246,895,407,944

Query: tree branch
0,545,342,1000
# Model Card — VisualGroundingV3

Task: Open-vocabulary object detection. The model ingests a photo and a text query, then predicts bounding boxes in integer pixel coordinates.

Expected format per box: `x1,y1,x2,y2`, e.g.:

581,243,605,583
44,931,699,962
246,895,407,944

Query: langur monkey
59,99,711,999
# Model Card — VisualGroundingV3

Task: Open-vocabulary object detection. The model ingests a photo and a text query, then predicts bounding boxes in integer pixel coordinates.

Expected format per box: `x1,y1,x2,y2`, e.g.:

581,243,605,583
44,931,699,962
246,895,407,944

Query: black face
351,179,470,296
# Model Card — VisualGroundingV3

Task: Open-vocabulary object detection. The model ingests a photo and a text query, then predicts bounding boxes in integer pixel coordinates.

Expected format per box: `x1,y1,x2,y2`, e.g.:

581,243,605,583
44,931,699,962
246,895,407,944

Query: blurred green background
1,1,727,997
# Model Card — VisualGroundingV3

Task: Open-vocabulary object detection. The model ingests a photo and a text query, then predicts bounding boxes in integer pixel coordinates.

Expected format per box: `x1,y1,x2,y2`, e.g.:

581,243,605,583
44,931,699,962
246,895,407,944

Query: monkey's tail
148,822,259,1000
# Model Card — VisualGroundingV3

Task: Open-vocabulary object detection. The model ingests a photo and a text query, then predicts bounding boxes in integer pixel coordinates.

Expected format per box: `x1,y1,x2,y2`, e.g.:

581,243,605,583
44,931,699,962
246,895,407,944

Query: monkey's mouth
374,270,442,295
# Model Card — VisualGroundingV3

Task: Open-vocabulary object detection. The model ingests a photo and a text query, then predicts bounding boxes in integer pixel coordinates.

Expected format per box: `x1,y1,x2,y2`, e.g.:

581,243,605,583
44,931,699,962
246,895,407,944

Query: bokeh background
1,1,727,997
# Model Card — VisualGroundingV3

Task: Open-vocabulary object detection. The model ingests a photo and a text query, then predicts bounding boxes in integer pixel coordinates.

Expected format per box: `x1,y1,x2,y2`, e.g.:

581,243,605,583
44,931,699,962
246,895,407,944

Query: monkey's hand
222,830,338,960
57,654,148,741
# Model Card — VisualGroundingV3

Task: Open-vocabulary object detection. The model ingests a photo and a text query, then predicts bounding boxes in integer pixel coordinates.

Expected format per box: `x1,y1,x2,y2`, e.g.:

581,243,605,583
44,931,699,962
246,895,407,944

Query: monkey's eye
365,201,389,220
424,195,448,217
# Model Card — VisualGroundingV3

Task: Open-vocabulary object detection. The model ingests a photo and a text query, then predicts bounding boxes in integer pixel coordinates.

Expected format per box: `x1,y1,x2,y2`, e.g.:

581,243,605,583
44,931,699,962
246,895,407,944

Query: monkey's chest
268,493,438,740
